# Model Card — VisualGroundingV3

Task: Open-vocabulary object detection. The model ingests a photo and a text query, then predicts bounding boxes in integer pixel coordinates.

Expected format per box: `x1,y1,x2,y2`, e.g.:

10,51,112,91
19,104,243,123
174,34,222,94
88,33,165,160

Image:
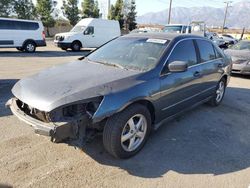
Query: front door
82,26,96,48
159,39,204,119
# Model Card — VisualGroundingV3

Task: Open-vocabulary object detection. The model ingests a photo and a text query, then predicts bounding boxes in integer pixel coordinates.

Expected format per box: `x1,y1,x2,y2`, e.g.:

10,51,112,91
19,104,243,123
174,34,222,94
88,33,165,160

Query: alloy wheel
121,114,147,152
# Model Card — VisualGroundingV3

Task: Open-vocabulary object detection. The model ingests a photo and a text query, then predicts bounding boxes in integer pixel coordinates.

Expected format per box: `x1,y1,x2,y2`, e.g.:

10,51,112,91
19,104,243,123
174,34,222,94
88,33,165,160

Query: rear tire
103,104,151,159
208,78,226,106
71,41,81,52
23,41,36,53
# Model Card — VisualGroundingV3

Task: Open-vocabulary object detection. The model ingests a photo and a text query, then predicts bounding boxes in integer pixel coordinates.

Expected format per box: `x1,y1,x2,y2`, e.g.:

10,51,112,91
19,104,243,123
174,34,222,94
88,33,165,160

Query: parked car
6,33,231,159
221,34,238,45
54,18,121,51
205,32,226,48
0,17,46,52
224,40,250,75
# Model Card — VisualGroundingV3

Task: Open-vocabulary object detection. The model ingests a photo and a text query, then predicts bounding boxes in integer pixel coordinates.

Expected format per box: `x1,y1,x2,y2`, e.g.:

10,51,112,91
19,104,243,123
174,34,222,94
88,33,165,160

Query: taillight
42,31,46,40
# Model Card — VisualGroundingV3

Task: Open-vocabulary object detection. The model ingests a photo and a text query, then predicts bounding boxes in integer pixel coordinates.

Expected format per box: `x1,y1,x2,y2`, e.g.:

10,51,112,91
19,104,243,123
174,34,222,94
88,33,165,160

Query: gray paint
12,60,141,111
11,33,232,126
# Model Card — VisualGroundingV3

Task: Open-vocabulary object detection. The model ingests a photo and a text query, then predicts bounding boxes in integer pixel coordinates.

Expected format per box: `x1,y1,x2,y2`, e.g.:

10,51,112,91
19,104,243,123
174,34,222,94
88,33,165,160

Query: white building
98,0,111,19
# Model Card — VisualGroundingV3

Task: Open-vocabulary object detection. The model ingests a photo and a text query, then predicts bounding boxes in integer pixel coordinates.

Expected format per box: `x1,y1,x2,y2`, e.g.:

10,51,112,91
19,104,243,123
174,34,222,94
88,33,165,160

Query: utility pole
222,1,232,34
168,0,173,24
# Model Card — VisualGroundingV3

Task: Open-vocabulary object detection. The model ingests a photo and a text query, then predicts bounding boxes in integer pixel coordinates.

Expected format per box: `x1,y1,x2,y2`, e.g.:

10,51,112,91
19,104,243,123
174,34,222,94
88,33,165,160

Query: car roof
123,33,205,41
0,17,41,23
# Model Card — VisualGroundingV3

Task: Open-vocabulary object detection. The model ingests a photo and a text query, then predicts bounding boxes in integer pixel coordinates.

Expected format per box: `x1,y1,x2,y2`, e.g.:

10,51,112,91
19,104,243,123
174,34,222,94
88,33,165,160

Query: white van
54,18,121,51
0,18,46,52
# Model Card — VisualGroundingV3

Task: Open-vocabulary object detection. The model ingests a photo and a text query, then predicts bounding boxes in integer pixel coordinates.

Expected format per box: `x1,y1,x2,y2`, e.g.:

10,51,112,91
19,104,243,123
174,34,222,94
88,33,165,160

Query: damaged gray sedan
6,33,231,158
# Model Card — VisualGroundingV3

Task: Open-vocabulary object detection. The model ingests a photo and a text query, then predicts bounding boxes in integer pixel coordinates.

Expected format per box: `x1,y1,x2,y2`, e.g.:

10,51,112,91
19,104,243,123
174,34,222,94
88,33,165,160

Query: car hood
12,60,141,112
224,49,250,60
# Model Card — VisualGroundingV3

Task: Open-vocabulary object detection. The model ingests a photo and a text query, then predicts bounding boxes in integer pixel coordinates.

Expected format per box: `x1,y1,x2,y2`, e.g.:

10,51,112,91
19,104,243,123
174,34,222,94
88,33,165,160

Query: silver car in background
225,40,250,75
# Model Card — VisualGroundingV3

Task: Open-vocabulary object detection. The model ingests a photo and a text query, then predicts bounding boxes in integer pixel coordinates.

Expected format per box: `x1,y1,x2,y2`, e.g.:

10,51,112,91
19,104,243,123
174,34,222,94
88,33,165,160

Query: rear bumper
6,98,84,141
54,41,72,49
232,64,250,75
35,40,46,47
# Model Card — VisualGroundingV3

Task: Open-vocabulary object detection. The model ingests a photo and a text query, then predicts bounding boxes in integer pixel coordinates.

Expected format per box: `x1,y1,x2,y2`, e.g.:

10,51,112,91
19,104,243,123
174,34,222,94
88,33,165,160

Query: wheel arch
221,74,228,85
72,40,82,47
129,100,156,124
22,39,37,47
93,97,156,125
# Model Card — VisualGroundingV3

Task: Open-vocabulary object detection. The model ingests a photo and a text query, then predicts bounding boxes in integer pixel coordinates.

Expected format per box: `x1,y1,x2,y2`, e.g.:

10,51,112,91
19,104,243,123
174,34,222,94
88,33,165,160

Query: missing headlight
63,104,87,117
86,101,101,117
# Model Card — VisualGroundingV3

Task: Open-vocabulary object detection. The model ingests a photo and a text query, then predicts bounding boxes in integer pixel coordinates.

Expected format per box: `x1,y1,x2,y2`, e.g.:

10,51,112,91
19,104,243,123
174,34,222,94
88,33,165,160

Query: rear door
194,39,224,98
0,19,15,47
159,39,204,119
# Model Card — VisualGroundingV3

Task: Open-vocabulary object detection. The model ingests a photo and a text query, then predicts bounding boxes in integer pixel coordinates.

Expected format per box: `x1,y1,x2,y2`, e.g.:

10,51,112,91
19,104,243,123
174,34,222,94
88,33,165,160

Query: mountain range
136,1,250,29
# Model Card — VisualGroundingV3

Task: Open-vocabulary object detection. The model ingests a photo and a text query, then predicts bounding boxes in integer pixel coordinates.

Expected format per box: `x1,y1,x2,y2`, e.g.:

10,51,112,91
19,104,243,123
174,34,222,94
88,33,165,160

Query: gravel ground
0,42,250,188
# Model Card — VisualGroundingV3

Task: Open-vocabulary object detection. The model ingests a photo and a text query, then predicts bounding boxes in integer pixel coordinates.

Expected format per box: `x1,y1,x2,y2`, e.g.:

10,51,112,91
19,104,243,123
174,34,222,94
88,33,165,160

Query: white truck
54,18,121,51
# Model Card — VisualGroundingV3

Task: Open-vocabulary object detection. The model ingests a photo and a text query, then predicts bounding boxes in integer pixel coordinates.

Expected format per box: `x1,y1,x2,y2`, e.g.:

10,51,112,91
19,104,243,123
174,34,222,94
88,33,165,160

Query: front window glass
71,25,86,32
230,41,250,50
168,40,197,66
84,26,94,35
87,37,169,71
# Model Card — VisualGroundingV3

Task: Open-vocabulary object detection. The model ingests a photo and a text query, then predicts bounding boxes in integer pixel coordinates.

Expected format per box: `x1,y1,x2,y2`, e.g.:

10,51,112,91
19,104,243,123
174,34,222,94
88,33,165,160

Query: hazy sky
33,0,247,16
134,0,245,15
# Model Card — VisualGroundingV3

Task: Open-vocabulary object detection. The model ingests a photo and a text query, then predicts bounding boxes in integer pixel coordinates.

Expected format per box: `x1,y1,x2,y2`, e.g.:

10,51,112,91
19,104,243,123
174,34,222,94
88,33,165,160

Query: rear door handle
193,71,201,77
218,63,224,68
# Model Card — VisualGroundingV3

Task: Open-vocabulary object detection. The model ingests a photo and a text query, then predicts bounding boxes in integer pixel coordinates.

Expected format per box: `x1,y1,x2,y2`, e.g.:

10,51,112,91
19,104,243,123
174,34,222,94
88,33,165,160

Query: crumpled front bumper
5,98,83,142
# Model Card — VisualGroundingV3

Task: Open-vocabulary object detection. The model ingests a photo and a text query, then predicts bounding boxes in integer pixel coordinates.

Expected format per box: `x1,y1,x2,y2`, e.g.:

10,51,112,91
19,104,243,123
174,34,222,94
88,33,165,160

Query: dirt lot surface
0,42,250,188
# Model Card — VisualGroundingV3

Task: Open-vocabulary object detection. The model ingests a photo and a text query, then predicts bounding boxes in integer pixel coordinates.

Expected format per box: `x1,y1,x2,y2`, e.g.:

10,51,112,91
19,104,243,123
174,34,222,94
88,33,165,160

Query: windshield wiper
88,59,128,70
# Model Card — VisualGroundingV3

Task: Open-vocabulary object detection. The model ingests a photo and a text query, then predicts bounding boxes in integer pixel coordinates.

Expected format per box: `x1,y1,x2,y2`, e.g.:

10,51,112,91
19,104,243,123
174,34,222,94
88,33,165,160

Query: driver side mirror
168,61,188,72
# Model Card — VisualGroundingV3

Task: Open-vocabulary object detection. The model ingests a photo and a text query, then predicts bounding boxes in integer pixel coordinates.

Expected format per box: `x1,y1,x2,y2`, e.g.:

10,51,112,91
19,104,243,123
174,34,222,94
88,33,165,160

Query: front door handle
193,71,201,77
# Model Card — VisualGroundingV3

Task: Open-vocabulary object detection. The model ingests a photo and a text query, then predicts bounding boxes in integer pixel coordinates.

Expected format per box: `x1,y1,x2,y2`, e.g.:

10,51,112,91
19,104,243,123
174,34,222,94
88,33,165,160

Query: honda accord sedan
6,33,232,158
225,40,250,75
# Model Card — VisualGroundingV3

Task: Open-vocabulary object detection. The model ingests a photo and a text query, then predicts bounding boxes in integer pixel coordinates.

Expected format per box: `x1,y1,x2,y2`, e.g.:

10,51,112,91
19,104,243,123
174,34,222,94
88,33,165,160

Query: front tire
103,104,151,159
208,78,226,106
71,41,81,52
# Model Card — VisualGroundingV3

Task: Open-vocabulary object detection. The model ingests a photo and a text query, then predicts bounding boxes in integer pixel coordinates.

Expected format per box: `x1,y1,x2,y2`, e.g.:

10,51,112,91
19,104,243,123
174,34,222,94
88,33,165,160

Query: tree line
0,0,137,36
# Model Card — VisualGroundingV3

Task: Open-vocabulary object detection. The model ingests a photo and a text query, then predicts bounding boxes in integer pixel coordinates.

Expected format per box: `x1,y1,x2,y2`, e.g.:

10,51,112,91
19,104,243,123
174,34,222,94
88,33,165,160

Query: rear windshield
0,20,39,30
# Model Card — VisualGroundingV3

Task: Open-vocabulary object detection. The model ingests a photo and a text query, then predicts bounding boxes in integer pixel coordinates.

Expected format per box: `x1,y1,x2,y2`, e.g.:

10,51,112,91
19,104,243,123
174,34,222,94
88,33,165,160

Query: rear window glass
196,40,216,62
0,20,39,30
214,46,223,58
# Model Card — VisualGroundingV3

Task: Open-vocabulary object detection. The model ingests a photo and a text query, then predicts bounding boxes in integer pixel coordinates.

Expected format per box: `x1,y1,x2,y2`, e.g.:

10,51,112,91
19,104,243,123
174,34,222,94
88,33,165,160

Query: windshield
163,26,182,33
71,25,86,32
230,41,250,50
87,37,169,71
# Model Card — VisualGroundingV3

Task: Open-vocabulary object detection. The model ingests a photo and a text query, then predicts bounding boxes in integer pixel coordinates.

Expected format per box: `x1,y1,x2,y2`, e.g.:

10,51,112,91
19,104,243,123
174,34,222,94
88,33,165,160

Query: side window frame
213,44,223,59
84,26,94,35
